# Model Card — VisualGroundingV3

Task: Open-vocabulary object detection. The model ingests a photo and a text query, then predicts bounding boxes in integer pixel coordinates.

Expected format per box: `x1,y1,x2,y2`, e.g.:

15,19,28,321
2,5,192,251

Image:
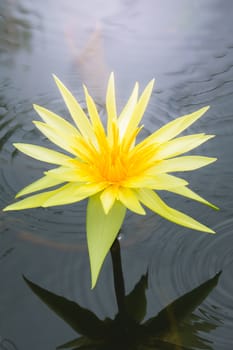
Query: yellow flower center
97,148,128,184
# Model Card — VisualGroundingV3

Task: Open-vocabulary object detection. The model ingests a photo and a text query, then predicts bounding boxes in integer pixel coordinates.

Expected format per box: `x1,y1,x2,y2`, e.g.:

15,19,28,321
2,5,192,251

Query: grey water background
0,0,233,349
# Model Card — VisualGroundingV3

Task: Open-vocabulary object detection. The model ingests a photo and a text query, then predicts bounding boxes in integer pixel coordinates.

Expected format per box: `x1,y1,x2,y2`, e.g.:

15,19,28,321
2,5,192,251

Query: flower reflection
23,242,221,350
66,23,110,104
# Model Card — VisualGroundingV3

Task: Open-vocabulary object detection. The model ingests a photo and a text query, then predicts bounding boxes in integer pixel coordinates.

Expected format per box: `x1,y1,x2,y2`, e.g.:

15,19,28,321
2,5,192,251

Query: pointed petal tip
107,72,115,85
15,192,22,199
52,73,58,80
197,105,210,113
198,105,210,116
207,228,216,234
89,261,100,289
33,104,46,114
3,203,22,211
2,205,10,212
206,200,219,211
82,84,92,101
148,78,155,89
200,223,216,234
82,84,87,93
33,103,39,110
207,135,216,143
150,78,155,85
142,78,155,101
12,142,21,150
108,72,115,89
191,221,215,234
91,277,97,289
143,79,155,93
203,157,217,166
52,74,62,87
109,71,114,79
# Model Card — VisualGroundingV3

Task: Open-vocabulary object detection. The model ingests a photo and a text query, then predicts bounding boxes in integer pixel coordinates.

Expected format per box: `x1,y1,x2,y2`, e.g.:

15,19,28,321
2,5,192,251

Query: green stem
110,236,126,316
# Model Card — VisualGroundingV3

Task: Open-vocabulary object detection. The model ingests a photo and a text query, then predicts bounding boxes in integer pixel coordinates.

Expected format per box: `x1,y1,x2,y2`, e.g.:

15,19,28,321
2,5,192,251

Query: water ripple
0,90,92,244
148,217,233,349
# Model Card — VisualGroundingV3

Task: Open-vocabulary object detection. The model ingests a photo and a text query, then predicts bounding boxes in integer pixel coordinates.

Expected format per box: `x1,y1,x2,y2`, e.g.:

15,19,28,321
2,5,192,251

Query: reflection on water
23,239,221,350
0,0,31,52
66,23,110,104
1,0,233,349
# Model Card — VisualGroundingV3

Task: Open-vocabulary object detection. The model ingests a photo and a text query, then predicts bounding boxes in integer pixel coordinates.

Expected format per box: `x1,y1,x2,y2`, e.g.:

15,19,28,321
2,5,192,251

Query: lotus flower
4,73,218,287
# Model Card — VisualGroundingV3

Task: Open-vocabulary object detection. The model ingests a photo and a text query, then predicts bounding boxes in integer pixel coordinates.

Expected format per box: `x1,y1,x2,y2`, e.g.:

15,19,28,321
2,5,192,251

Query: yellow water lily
3,73,218,287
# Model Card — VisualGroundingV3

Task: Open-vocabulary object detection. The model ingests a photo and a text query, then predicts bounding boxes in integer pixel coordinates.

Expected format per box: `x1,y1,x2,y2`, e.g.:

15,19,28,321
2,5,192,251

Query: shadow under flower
23,239,221,350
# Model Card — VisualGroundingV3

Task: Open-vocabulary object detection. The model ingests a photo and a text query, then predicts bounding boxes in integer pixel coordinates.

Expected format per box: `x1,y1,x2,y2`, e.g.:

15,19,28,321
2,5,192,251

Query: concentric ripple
1,0,233,349
147,216,233,349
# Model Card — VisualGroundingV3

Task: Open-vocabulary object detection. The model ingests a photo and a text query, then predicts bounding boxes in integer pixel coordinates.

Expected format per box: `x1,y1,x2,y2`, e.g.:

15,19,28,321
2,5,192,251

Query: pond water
1,0,233,349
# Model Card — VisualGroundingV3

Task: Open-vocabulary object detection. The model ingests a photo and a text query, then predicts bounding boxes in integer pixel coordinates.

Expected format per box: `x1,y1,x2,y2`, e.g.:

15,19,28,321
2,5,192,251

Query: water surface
1,1,233,349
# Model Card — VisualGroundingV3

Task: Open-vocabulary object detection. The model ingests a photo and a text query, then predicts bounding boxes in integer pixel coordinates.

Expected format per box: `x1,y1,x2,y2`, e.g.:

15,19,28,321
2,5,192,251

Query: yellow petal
118,187,146,215
168,185,219,210
53,75,95,141
151,134,215,160
15,175,64,198
142,106,210,146
149,156,217,174
34,105,95,160
83,85,108,151
100,186,118,214
45,166,85,182
123,79,155,140
13,143,72,166
3,190,61,211
121,124,143,153
106,72,117,121
33,104,81,137
33,121,77,155
43,182,105,207
118,82,139,139
123,173,188,189
106,73,118,147
137,188,215,233
87,194,126,288
83,85,105,134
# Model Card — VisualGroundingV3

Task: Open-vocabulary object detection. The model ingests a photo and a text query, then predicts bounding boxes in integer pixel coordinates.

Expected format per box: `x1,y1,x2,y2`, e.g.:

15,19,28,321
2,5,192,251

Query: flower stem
110,236,126,316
